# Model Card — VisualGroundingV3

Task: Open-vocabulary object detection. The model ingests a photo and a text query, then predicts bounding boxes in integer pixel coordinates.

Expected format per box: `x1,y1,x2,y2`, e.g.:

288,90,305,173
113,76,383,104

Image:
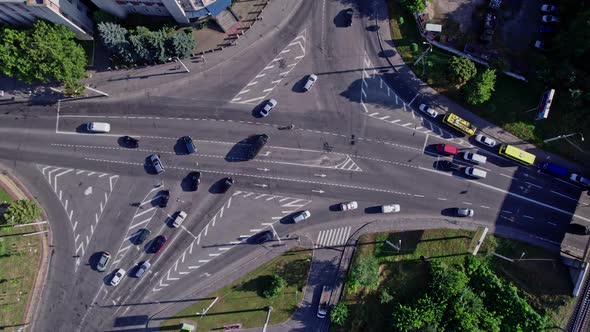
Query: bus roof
443,113,477,135
500,144,536,165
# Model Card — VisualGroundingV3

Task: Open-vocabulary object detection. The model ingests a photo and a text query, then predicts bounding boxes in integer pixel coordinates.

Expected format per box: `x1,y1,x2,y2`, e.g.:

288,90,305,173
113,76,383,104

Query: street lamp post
543,132,585,143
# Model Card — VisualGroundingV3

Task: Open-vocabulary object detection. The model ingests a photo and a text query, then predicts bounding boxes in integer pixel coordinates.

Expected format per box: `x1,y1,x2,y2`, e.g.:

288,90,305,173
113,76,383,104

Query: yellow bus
442,113,477,136
498,144,536,166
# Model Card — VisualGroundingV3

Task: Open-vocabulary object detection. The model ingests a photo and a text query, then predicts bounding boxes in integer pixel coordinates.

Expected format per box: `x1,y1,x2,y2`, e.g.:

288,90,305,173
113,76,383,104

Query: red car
151,235,167,254
436,143,458,156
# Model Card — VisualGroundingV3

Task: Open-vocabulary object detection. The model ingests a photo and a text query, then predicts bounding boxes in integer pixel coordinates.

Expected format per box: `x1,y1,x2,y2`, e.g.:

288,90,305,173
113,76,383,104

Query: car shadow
364,206,382,214
329,204,342,212
292,76,308,93
88,252,103,271
378,49,396,58
103,272,114,286
144,239,156,253
225,136,255,162
76,124,89,133
279,212,299,224
251,104,264,118
333,9,351,27
366,25,379,31
441,208,457,217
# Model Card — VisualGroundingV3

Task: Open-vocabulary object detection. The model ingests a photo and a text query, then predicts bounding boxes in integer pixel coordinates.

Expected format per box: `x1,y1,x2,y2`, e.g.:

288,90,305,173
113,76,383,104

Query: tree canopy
97,22,195,65
447,56,477,86
0,21,87,86
463,68,496,105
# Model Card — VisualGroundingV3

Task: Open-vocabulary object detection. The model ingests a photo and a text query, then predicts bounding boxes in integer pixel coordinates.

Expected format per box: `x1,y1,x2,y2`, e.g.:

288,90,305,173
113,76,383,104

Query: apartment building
91,0,231,24
0,0,94,40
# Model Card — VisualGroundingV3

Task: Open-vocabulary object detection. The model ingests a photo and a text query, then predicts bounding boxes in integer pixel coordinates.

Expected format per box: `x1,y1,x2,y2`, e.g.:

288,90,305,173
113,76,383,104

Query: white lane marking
437,198,447,201
525,181,542,189
461,202,472,205
500,173,516,180
523,215,534,219
408,93,419,105
480,206,490,209
550,190,577,202
501,210,512,214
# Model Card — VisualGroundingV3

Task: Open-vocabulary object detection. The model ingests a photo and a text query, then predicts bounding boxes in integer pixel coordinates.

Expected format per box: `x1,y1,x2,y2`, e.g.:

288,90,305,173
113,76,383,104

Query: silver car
303,74,318,91
149,154,164,174
260,99,277,117
418,103,439,118
456,208,474,217
96,252,111,272
293,210,311,223
135,261,151,278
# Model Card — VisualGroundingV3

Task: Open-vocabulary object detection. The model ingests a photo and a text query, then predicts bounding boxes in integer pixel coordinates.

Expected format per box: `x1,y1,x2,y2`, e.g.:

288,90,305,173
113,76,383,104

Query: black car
181,136,196,154
123,136,139,148
438,160,460,172
253,230,273,244
188,171,201,191
159,190,170,208
223,177,234,192
151,235,168,254
135,228,151,245
344,8,353,26
246,134,269,160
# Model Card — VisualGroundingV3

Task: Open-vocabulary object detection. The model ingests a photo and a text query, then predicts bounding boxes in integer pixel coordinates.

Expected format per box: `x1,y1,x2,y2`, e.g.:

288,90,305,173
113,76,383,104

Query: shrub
399,17,405,25
3,199,41,225
503,122,537,142
331,302,348,326
410,43,419,52
262,274,286,299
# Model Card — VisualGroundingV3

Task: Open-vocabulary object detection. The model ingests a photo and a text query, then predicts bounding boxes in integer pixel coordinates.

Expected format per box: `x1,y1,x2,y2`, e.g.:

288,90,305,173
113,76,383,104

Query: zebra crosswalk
315,226,352,248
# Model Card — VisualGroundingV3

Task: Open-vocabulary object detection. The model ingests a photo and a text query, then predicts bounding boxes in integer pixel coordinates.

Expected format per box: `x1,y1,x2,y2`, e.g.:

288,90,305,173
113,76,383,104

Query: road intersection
0,0,588,330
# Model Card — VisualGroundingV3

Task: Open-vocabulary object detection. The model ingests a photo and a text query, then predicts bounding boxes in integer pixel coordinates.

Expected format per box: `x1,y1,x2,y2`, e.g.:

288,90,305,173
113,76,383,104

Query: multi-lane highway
0,0,588,330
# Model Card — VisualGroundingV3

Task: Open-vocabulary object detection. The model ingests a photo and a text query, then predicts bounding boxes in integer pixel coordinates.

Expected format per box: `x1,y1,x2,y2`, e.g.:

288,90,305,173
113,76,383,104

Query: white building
91,0,231,25
0,0,94,40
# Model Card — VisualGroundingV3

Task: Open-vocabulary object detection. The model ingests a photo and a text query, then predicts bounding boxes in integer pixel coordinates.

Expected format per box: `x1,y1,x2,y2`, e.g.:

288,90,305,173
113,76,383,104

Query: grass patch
336,229,575,331
0,224,42,327
386,0,589,161
0,187,12,204
161,248,312,331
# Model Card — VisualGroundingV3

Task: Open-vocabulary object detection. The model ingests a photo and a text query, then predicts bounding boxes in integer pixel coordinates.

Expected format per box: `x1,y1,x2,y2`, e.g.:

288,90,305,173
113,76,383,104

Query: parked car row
535,4,560,50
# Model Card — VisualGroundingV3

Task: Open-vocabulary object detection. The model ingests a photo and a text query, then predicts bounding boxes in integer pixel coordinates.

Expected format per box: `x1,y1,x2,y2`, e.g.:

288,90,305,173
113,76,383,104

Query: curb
0,171,52,332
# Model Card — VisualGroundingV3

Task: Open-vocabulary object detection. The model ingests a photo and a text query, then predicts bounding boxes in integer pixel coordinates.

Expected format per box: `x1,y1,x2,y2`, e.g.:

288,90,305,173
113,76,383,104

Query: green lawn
161,248,312,331
386,0,589,161
0,187,11,204
0,224,42,328
336,229,575,331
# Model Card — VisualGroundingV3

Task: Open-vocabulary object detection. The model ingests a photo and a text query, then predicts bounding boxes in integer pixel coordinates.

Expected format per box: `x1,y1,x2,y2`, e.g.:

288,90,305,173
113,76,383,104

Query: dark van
538,161,568,178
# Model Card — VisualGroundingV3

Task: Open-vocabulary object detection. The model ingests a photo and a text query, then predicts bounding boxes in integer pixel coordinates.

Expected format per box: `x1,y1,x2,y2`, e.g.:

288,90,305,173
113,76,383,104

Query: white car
303,74,317,91
570,173,590,187
475,134,497,147
418,103,439,118
340,201,358,211
260,99,277,117
172,211,187,228
293,210,311,223
135,261,151,278
110,268,126,286
542,15,559,23
381,204,400,213
540,4,557,12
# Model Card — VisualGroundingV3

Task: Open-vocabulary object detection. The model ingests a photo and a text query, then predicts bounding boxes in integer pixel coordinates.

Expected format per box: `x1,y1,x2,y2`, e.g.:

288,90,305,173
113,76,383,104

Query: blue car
539,25,555,33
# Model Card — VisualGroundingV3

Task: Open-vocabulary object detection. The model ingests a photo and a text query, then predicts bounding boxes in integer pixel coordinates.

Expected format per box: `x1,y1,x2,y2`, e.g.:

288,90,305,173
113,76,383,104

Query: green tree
262,274,286,299
392,304,424,331
97,22,134,64
0,27,29,79
447,56,477,86
3,199,41,224
0,21,86,86
346,255,379,293
463,68,496,105
400,0,431,13
27,21,87,86
330,302,348,326
167,30,195,59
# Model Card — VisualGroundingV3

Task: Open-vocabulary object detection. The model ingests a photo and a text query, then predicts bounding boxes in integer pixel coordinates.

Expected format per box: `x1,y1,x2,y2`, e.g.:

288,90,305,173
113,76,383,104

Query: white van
465,167,487,179
87,122,111,133
462,151,487,164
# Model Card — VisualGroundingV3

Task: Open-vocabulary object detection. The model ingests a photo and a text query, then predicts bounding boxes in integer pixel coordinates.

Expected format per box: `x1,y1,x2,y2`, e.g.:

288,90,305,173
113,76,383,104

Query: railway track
568,267,590,332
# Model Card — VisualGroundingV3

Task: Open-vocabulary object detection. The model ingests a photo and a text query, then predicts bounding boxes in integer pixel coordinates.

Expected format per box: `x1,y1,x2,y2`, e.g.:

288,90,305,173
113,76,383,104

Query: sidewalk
0,170,51,332
372,1,589,172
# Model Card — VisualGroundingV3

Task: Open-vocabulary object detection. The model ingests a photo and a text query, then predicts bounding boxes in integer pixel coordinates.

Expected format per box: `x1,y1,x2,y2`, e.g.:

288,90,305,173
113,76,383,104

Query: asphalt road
0,0,589,330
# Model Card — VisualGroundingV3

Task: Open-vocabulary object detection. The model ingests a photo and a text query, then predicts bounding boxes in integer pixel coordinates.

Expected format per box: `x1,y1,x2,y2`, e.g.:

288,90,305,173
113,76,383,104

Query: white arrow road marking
314,174,327,177
254,183,268,188
312,190,325,194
